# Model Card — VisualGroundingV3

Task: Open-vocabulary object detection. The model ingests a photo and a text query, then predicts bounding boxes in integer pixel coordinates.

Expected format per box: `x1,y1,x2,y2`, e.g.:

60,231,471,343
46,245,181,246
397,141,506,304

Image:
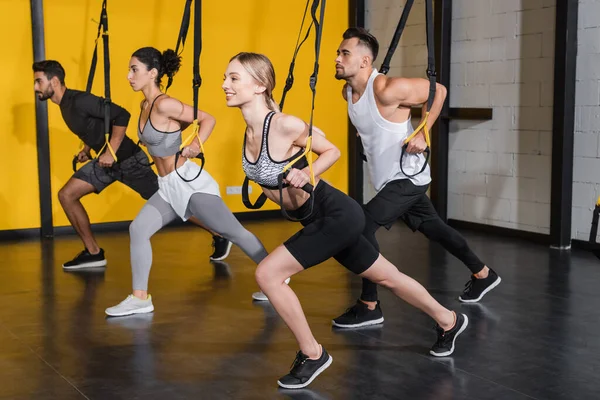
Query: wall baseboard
447,219,552,245
571,238,600,253
0,210,284,242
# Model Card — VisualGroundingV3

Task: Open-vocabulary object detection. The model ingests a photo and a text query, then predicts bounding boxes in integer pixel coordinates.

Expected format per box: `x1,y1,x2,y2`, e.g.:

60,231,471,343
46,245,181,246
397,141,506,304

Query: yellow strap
404,111,431,147
596,195,600,207
96,133,118,162
179,119,205,154
282,130,315,187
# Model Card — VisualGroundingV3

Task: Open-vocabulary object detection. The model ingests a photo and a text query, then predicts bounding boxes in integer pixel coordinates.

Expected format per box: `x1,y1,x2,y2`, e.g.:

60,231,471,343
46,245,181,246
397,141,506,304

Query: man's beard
36,88,54,101
334,70,346,80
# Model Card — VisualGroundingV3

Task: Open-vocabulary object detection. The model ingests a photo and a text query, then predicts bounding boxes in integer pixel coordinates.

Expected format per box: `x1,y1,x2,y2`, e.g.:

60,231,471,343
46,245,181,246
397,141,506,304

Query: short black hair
32,60,66,85
343,27,379,61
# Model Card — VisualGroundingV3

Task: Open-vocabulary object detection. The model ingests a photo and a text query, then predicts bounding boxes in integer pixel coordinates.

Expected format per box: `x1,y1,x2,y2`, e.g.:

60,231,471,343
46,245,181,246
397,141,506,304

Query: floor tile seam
0,323,91,400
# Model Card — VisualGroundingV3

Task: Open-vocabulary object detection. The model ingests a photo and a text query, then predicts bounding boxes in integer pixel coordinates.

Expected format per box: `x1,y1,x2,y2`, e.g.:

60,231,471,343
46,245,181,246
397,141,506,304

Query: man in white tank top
331,28,502,329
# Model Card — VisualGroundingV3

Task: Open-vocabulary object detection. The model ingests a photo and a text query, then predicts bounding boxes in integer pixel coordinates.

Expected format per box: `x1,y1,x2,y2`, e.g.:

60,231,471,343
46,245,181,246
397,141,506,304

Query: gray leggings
129,192,268,290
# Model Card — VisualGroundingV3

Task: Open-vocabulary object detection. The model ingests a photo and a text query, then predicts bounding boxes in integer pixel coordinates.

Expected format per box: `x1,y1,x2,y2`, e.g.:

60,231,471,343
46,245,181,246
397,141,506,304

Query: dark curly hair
131,47,181,89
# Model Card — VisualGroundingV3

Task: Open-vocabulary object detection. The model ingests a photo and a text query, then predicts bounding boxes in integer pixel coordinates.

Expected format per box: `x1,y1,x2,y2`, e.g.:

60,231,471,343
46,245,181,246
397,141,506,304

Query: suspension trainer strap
175,0,205,182
279,0,314,111
75,0,116,172
276,0,324,222
241,0,316,210
379,0,414,75
136,1,194,166
167,0,193,91
590,196,600,244
356,0,415,164
97,0,117,163
399,0,435,178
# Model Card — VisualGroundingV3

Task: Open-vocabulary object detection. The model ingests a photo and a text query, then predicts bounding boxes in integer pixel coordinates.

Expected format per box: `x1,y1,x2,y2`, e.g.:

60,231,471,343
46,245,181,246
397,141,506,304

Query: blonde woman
223,52,468,389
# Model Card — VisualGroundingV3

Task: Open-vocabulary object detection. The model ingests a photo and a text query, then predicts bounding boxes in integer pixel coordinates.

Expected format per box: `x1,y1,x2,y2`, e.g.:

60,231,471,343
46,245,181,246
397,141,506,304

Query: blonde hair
230,52,280,112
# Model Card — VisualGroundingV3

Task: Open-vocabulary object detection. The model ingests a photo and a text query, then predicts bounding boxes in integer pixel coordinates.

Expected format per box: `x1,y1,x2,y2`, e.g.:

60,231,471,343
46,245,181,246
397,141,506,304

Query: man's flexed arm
375,77,447,153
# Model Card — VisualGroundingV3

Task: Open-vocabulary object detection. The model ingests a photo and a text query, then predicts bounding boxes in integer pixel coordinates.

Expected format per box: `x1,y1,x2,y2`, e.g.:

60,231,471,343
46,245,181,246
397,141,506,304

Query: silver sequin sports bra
242,111,309,190
137,94,182,157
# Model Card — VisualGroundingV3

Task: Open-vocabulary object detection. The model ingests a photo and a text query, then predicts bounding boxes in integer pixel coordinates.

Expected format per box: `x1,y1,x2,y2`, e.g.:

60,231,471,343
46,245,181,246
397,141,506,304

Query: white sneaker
105,294,154,317
252,277,291,301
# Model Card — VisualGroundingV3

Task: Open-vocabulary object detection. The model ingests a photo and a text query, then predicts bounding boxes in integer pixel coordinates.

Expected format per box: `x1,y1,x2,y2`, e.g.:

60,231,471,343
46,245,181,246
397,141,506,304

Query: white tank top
347,68,431,191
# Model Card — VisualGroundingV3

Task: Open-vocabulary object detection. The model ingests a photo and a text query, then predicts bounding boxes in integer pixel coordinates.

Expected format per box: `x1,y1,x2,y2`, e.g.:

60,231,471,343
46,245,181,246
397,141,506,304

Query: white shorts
157,159,221,221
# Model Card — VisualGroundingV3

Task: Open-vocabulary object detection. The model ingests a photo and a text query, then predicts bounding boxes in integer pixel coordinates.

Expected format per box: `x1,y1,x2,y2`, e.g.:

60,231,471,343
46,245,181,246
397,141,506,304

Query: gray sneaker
105,294,154,317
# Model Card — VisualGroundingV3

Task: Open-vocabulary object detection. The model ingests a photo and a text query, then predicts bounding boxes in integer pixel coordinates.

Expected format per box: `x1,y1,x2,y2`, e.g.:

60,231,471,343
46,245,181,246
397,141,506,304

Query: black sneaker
332,300,384,328
277,346,333,389
209,235,232,261
430,312,469,357
62,248,107,269
458,268,502,303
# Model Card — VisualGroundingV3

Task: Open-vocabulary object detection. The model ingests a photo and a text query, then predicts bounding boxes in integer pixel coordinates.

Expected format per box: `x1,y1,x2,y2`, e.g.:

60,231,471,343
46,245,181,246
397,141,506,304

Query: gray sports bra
137,94,182,157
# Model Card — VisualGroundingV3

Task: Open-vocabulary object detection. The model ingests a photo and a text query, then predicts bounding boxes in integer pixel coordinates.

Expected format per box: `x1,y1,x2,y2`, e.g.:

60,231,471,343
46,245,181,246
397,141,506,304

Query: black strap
74,0,114,182
167,0,193,91
379,0,414,75
92,159,121,185
174,151,204,182
173,0,205,182
275,0,324,222
590,204,600,244
378,0,435,179
133,142,155,167
241,113,272,209
361,0,415,163
242,176,268,209
424,0,436,111
279,0,314,111
241,0,321,214
85,0,108,95
397,0,435,178
192,0,202,127
90,0,111,145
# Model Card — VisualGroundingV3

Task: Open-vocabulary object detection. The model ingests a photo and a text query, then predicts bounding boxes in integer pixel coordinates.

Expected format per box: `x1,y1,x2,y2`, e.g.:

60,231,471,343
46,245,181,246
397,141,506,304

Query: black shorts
283,180,380,274
364,178,439,231
73,150,158,200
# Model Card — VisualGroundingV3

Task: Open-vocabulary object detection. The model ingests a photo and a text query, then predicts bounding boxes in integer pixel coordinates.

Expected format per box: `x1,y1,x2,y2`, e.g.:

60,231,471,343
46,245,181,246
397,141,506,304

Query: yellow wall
0,0,41,230
9,0,349,230
202,0,350,212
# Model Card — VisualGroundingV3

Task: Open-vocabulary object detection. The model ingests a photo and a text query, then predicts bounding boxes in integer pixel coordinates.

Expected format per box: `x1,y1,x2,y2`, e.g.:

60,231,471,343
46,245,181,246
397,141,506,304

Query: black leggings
360,179,485,302
283,180,379,274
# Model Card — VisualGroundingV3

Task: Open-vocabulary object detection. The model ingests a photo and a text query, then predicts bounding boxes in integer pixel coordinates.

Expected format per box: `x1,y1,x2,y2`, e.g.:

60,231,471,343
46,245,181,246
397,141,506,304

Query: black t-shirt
59,88,138,160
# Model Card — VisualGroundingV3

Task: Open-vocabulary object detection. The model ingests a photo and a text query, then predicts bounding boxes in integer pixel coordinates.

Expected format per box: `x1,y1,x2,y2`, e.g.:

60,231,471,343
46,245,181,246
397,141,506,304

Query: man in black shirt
33,60,232,269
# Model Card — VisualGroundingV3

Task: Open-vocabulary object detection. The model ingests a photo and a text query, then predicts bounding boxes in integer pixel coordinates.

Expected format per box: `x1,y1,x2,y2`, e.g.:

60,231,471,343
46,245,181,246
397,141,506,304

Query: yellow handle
97,133,118,162
404,111,431,147
180,119,205,154
283,131,315,186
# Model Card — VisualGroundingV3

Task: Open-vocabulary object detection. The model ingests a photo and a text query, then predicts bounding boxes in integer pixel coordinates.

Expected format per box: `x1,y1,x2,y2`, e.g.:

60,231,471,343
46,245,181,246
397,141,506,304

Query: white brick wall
573,0,600,242
364,0,555,235
449,1,555,233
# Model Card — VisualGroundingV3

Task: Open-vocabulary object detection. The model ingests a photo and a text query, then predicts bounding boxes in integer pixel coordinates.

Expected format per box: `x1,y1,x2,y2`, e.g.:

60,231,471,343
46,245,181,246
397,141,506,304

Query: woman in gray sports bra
105,47,269,317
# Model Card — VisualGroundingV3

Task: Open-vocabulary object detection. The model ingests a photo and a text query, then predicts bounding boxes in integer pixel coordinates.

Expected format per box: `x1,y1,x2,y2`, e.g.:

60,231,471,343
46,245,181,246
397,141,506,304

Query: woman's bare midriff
152,154,188,177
